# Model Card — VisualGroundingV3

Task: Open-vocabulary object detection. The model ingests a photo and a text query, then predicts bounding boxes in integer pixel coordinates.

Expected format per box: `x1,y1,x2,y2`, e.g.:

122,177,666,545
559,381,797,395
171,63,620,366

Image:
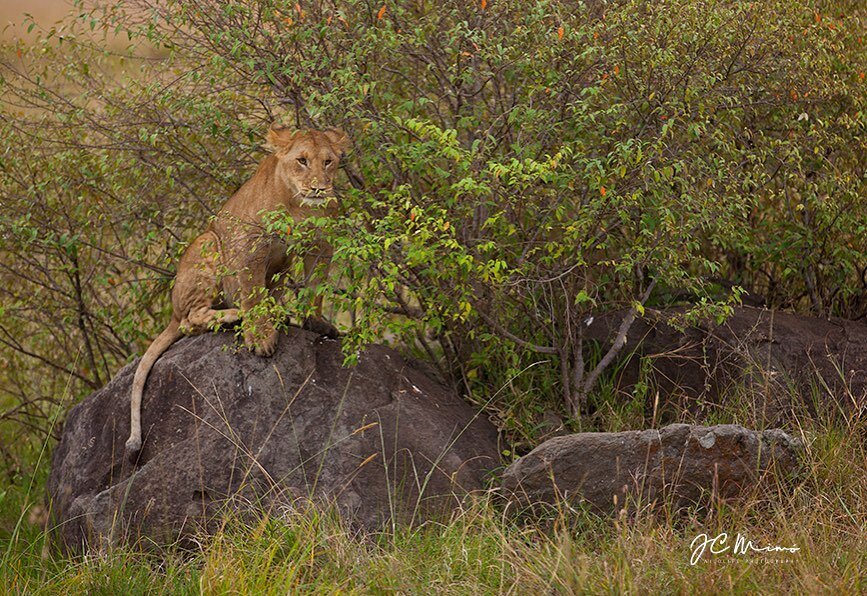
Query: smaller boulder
502,424,802,513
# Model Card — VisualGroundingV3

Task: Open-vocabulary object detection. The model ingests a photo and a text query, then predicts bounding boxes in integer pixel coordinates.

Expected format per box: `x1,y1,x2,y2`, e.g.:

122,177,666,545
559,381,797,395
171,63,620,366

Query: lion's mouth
299,193,336,208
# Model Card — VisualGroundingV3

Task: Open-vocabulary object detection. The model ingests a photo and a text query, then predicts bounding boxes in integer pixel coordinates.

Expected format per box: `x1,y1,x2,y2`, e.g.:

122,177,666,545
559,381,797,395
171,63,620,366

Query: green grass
1,368,865,595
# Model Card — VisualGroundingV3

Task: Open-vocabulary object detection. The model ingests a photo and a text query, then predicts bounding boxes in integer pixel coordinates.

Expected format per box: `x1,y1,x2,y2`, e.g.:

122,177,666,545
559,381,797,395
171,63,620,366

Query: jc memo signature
690,533,800,565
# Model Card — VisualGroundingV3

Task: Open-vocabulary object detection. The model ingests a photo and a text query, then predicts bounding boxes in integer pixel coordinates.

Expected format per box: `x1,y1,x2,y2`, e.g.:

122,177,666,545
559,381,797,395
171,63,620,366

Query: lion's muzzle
299,188,336,208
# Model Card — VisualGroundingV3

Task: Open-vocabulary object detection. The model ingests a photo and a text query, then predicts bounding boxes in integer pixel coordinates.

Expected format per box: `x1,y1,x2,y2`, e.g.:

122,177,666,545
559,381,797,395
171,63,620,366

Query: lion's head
266,124,351,208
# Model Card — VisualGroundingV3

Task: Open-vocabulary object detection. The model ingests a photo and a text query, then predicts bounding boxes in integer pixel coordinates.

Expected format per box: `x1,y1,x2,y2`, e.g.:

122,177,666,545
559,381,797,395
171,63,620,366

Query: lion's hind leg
173,230,234,332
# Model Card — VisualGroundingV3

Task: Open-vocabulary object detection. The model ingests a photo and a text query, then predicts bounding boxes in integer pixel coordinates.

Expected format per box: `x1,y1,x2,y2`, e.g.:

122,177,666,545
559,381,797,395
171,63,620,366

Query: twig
576,280,657,408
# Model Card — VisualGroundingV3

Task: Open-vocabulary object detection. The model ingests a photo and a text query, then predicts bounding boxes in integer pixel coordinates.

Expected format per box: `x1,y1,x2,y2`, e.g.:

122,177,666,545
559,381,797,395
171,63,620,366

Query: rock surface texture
584,306,867,423
47,328,500,553
502,424,802,513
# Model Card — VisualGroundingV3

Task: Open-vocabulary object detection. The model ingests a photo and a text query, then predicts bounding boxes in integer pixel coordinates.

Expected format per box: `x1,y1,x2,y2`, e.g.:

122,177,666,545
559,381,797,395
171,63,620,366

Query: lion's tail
126,319,182,462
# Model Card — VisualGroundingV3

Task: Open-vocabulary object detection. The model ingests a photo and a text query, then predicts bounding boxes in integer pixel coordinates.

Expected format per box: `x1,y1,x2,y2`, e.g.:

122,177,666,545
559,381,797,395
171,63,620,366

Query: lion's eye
324,159,333,167
297,157,308,166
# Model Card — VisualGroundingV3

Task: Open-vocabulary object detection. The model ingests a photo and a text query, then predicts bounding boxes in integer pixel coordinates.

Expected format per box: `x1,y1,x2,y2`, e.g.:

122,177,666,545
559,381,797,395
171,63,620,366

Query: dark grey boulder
47,327,500,553
502,424,802,513
583,306,867,424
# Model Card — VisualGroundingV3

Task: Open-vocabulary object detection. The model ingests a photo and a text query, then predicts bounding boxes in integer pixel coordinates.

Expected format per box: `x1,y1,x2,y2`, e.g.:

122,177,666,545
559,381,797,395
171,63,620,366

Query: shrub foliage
0,0,864,453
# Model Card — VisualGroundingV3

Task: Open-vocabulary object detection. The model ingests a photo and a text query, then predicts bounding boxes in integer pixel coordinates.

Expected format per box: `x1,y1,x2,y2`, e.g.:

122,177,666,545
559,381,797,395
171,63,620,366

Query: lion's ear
324,128,351,157
265,123,299,152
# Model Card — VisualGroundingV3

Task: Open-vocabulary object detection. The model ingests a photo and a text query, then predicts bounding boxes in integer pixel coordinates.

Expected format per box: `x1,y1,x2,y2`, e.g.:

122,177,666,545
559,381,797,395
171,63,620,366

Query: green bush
0,0,863,453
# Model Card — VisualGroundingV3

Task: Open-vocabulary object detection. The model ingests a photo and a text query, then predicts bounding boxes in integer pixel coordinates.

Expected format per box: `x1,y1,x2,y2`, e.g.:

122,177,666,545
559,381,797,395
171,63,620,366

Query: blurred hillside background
1,1,69,38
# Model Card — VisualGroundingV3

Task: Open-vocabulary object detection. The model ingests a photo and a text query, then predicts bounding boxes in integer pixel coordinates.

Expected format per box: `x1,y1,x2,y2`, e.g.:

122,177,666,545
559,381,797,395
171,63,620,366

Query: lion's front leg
241,272,279,357
227,245,279,357
301,241,339,339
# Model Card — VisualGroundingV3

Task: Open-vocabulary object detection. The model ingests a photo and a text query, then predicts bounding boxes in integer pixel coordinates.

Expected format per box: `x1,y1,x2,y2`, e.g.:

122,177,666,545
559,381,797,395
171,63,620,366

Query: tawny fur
126,125,350,461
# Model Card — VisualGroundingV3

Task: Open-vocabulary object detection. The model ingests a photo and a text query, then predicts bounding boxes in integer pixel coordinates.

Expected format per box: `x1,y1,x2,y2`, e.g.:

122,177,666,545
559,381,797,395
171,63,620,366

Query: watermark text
689,532,800,565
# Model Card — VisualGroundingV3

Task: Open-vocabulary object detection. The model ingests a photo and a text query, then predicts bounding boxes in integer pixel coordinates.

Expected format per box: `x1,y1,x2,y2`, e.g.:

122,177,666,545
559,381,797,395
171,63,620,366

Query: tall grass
1,384,864,594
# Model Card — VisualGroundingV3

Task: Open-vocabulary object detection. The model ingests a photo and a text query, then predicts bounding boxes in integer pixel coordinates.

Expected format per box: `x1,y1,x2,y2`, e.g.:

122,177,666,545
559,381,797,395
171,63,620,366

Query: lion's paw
246,325,278,357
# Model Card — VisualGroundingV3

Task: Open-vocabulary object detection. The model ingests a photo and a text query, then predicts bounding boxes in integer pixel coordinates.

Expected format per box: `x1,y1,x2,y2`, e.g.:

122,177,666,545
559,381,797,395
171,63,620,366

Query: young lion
125,124,350,460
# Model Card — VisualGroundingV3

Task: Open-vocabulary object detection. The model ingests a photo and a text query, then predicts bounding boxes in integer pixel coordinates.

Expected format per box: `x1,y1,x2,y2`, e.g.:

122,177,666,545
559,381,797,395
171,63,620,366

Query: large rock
502,424,802,513
584,306,867,423
47,328,500,553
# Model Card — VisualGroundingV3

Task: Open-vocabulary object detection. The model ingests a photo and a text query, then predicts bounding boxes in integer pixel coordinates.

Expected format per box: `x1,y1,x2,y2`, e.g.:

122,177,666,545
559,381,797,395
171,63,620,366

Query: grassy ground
1,394,864,595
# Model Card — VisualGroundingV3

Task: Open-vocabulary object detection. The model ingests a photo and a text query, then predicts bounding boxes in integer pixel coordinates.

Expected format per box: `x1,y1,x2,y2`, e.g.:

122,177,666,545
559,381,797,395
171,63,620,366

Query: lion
125,124,351,460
